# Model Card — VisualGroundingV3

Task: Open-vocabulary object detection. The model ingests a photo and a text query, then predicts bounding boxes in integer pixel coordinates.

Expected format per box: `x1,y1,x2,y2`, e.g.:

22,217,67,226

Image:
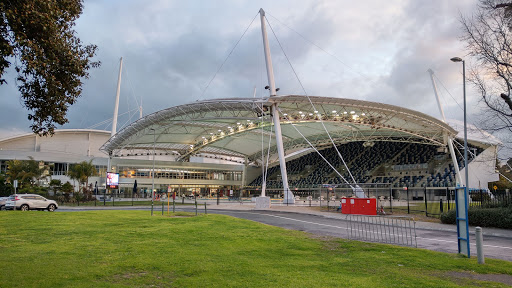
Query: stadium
0,94,499,205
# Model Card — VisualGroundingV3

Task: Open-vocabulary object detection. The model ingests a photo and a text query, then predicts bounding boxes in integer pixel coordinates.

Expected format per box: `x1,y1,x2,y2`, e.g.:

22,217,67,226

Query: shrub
440,207,512,229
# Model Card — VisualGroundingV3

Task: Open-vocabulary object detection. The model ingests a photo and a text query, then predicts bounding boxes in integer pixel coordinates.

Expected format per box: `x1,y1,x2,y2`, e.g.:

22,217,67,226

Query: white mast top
111,57,123,137
259,9,277,97
428,69,446,122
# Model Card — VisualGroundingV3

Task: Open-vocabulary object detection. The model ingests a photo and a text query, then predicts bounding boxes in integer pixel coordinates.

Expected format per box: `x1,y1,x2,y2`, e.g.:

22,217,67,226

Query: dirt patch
446,271,512,286
112,272,148,280
305,234,346,252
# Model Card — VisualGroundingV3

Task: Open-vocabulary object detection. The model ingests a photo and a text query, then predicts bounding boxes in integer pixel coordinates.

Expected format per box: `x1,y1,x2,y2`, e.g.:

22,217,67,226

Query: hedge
440,207,512,229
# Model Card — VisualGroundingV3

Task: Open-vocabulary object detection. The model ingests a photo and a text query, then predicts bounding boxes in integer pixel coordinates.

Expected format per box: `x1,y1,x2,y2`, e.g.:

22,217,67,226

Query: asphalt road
57,206,512,262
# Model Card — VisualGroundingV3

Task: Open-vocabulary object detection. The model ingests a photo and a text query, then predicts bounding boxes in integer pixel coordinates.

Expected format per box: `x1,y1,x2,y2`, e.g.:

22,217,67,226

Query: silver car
0,197,8,210
5,194,58,212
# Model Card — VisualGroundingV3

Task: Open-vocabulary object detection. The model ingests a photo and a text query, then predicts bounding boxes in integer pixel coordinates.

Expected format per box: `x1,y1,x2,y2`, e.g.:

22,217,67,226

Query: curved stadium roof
100,95,457,166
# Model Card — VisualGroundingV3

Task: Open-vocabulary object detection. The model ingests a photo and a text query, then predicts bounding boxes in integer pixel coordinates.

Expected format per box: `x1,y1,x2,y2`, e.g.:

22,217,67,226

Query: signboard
493,185,498,191
455,187,470,258
106,172,119,189
13,180,18,188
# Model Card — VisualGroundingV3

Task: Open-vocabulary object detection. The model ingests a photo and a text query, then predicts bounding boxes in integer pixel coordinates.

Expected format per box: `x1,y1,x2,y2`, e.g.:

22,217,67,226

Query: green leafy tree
60,181,74,202
49,179,62,196
0,173,13,196
67,160,97,198
5,157,49,187
0,0,100,135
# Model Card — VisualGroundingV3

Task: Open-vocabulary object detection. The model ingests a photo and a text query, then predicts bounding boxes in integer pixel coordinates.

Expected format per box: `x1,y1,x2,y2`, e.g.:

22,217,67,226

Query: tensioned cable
199,12,259,100
267,13,378,85
433,73,464,112
87,108,139,129
266,17,357,184
277,107,353,186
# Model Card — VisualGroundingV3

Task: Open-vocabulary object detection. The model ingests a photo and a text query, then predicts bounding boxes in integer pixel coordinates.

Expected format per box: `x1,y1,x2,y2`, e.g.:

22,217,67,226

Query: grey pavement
206,203,512,239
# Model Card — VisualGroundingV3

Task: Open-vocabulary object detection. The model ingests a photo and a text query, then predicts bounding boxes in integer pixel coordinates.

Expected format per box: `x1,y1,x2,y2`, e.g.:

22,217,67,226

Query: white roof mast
259,8,294,204
111,57,123,137
428,69,463,185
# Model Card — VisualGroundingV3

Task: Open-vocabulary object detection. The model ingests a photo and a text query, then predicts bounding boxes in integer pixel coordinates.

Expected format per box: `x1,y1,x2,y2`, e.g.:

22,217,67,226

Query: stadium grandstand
0,95,500,200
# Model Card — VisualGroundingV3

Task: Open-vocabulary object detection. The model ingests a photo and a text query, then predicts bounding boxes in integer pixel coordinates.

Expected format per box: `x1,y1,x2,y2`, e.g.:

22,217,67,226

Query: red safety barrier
341,198,377,215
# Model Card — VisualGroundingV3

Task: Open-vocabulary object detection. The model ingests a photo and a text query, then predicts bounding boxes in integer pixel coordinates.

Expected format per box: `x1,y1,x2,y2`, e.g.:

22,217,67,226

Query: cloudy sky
0,0,483,142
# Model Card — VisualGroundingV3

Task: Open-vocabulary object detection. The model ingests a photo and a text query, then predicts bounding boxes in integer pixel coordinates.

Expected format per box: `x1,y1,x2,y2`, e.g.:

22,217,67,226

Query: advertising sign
106,172,119,189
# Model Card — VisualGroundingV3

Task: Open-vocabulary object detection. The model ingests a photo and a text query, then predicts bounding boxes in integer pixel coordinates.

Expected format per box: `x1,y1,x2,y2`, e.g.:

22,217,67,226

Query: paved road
57,206,512,262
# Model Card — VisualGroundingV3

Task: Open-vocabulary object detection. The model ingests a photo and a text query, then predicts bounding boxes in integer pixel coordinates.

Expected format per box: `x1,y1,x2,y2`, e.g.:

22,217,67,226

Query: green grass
1,211,511,287
61,200,194,207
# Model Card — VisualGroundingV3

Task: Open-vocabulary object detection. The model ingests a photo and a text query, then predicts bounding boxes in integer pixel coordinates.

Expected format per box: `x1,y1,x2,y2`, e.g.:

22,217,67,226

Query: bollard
195,200,198,216
440,199,443,213
476,227,485,264
162,202,164,215
173,199,175,213
205,202,207,215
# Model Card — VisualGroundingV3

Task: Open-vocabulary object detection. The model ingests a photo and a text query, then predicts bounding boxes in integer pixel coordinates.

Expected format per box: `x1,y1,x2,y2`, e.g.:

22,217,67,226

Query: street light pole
450,57,469,191
151,128,156,216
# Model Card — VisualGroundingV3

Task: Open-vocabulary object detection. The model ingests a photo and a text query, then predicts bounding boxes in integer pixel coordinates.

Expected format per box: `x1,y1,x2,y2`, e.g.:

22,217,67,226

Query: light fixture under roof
314,110,318,113
343,111,348,114
237,122,241,125
332,110,337,113
350,111,355,114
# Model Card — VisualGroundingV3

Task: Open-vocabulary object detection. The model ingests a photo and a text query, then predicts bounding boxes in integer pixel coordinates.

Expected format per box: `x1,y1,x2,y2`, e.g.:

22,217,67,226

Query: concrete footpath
206,203,512,239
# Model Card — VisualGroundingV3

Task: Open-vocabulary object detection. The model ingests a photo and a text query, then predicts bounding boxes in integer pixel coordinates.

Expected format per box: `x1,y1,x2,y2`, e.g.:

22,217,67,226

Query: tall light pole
150,128,156,216
450,57,469,191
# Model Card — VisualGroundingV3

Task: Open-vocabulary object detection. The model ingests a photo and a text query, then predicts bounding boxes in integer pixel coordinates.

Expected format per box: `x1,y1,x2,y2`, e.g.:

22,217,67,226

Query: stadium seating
248,141,483,189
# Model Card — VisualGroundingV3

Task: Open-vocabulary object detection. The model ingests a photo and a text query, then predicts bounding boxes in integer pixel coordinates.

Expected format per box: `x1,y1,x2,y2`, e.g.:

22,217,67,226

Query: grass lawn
1,211,511,287
60,200,196,207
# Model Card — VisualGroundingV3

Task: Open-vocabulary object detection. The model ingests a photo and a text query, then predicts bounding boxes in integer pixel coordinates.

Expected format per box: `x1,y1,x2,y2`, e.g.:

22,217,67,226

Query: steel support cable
266,17,357,184
432,72,464,112
88,108,140,129
277,107,352,186
199,12,259,101
267,13,377,85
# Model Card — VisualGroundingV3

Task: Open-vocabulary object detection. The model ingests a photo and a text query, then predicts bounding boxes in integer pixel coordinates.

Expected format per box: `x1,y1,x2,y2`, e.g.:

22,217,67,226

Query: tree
48,179,62,196
460,0,512,135
5,157,50,188
0,0,100,136
5,157,49,187
67,160,96,196
0,173,13,196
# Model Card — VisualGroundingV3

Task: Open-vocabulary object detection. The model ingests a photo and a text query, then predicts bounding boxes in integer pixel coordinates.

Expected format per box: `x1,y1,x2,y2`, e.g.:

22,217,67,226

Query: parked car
5,194,58,212
0,197,8,210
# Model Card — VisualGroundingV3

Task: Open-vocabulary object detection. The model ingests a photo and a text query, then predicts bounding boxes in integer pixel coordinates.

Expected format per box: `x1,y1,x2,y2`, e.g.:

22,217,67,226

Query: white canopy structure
100,95,457,167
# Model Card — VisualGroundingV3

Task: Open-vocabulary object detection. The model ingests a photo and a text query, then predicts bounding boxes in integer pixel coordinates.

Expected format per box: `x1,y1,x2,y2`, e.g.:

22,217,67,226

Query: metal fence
469,190,511,208
347,214,417,247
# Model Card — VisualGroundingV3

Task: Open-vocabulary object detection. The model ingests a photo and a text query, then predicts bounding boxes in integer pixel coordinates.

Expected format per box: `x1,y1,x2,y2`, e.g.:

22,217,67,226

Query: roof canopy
100,95,457,166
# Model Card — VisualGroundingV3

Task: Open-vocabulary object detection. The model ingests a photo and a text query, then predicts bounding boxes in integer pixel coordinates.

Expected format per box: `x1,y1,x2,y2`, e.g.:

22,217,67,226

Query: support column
111,57,123,137
259,8,294,205
428,69,462,185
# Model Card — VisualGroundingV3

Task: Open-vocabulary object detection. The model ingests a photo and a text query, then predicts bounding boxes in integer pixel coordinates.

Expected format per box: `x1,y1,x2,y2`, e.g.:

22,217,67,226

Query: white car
5,194,58,212
0,197,8,210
